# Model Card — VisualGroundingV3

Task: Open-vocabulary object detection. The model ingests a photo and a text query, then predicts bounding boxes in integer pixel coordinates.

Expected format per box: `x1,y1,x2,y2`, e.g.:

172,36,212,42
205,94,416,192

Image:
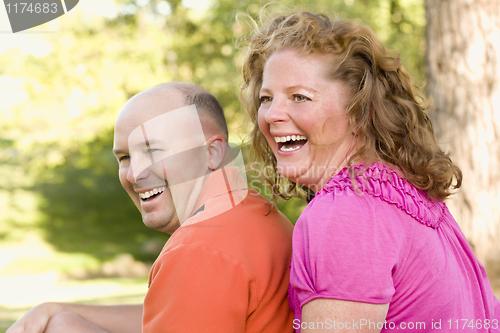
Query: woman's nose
264,98,289,124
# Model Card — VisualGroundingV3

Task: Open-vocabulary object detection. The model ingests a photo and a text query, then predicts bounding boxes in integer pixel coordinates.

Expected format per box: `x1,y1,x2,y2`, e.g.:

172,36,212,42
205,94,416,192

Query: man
7,82,294,333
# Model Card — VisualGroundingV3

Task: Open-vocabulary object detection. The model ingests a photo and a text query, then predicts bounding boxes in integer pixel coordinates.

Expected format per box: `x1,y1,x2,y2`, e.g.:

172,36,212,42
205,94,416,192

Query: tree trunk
426,0,500,269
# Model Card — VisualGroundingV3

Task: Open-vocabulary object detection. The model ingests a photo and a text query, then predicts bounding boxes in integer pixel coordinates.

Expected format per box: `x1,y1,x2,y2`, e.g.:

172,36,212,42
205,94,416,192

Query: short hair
173,82,229,141
240,11,461,201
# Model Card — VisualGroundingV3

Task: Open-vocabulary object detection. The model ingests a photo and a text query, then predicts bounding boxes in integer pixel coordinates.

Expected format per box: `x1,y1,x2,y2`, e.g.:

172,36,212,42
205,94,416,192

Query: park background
0,0,499,330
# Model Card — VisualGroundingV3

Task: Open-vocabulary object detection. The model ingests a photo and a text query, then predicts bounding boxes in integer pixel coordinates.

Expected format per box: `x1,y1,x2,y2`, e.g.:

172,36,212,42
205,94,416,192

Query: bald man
7,83,294,333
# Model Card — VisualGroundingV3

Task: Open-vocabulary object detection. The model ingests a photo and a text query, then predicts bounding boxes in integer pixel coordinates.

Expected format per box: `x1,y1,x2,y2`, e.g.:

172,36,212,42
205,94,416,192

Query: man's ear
206,134,226,170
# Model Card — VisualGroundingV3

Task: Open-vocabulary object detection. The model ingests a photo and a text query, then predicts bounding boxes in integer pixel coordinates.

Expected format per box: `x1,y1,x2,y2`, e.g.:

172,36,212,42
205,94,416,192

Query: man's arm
7,303,143,333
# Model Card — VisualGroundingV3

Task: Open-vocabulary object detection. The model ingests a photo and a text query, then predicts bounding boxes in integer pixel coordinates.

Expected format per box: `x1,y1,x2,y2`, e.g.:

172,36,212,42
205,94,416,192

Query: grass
0,234,150,332
0,277,148,333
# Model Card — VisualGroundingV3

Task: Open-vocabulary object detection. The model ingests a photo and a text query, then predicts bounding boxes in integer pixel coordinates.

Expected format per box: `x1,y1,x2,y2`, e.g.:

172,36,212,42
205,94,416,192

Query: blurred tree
0,1,173,260
33,129,168,261
0,0,425,259
426,0,500,268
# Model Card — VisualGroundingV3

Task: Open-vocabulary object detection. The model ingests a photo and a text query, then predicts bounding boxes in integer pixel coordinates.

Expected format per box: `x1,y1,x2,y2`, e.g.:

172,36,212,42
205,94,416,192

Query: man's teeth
139,187,166,199
274,135,308,143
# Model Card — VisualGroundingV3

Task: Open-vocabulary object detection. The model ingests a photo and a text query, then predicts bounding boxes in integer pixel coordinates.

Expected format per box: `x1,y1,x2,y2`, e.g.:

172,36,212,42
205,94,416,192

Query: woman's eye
119,155,130,162
259,96,272,104
293,94,309,102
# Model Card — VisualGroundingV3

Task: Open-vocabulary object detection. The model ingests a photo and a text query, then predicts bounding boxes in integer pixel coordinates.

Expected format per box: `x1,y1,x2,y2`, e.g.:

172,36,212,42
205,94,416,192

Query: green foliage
32,129,169,261
0,0,425,261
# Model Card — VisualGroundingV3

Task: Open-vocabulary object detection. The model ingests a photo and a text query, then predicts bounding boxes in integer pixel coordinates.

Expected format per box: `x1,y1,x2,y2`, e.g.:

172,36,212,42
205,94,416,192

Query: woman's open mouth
274,135,308,152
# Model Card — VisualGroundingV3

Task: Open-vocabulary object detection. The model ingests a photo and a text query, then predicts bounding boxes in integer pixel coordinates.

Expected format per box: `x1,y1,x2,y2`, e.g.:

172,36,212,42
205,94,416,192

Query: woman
240,11,500,332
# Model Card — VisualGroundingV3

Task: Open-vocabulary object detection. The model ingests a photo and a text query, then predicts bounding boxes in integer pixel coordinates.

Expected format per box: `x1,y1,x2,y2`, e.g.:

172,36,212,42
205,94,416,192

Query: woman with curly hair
241,10,500,332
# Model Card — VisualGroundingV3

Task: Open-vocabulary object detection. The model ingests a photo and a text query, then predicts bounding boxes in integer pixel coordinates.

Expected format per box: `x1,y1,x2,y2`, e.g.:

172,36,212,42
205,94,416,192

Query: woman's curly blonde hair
240,10,462,202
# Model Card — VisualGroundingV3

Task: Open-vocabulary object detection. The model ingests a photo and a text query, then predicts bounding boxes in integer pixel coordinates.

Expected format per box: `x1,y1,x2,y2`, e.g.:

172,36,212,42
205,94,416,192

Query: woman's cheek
257,111,269,136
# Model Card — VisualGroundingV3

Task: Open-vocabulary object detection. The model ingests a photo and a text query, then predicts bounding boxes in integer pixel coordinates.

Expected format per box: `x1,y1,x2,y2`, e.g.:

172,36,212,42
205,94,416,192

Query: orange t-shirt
143,170,294,333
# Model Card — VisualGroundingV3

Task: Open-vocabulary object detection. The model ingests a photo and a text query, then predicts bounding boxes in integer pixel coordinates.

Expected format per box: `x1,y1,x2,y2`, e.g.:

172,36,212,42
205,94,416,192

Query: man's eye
119,155,130,162
293,94,309,102
259,96,272,104
147,149,160,154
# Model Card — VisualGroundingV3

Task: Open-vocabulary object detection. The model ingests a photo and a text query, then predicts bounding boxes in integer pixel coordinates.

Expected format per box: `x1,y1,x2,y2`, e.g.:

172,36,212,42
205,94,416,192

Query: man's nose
128,151,158,184
126,163,138,184
127,157,151,184
128,158,168,189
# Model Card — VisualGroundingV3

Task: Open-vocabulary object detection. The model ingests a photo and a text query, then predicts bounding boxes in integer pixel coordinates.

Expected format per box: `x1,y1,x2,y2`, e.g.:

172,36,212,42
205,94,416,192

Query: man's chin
142,212,180,235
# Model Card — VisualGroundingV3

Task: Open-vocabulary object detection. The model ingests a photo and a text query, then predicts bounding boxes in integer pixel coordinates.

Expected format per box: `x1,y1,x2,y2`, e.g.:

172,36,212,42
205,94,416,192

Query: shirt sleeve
290,188,406,308
143,244,255,333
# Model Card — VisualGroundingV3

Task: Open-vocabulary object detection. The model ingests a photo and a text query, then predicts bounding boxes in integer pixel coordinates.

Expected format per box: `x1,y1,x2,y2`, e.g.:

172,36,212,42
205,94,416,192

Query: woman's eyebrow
260,85,317,94
284,85,318,93
112,148,127,156
259,87,272,95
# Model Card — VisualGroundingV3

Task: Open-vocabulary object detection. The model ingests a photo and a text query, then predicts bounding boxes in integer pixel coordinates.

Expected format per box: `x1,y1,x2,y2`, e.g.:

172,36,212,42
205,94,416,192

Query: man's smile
138,186,167,200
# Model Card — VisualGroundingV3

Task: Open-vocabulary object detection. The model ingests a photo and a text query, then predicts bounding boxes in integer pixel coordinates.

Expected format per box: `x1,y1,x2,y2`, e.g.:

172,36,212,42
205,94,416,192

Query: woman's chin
277,168,314,186
276,165,303,180
276,159,312,178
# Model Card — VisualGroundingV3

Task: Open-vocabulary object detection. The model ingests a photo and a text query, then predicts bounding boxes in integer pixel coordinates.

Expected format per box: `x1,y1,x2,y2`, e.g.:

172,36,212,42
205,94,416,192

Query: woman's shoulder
314,162,447,229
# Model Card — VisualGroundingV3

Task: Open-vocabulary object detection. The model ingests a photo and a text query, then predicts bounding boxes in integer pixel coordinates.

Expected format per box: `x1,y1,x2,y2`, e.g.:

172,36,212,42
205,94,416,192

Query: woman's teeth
274,135,308,143
280,145,302,152
274,135,308,152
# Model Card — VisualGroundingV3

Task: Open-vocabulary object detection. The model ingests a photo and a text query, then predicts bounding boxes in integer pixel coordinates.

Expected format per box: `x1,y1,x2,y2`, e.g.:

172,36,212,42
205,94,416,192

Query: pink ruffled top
289,162,500,332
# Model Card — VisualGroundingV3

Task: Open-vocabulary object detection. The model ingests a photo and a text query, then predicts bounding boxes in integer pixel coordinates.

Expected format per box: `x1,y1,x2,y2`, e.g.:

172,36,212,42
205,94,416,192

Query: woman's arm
301,299,389,333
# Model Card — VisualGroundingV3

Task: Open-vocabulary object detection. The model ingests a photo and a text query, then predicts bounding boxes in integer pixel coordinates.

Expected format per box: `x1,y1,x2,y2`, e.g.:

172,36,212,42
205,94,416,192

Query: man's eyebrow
128,139,163,149
113,137,164,156
143,138,163,146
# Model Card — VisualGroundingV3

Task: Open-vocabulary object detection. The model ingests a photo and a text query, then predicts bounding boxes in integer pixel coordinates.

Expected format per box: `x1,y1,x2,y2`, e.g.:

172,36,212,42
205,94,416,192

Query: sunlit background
0,0,498,331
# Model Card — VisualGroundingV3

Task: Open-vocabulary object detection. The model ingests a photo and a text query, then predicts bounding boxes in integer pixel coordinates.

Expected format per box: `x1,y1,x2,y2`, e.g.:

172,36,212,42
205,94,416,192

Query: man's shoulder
159,189,292,260
187,188,291,231
221,189,293,235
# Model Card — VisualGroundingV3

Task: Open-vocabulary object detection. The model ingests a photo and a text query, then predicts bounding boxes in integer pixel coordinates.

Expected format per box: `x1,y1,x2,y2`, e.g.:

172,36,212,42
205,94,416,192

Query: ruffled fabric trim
317,162,447,229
